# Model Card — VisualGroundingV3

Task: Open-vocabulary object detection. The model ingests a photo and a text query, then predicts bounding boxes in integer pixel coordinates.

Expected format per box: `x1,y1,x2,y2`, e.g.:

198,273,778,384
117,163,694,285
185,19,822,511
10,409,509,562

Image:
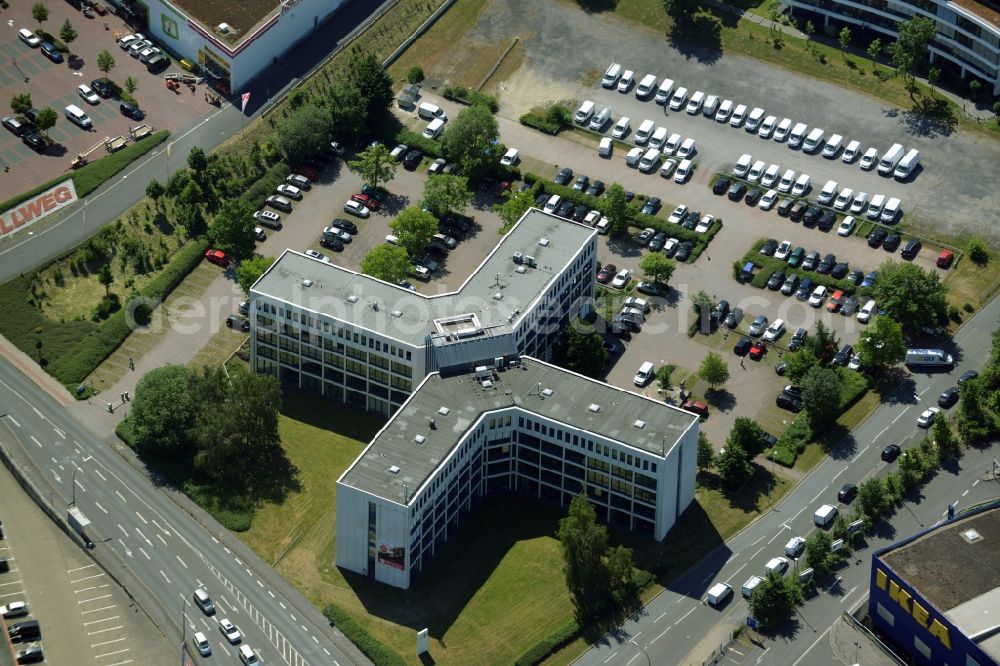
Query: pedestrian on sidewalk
129,357,134,371
740,357,745,369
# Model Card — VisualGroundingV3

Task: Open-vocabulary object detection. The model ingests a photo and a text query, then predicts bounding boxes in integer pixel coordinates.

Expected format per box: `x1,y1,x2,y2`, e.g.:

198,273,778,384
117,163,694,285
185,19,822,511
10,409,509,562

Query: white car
584,210,602,226
500,147,519,166
663,237,679,255
849,192,869,215
848,354,863,371
695,214,714,233
78,84,100,105
668,205,687,224
760,164,781,188
715,99,733,122
343,200,370,218
916,406,941,428
192,631,211,657
837,216,856,236
385,234,399,245
617,69,635,93
219,617,242,643
764,556,790,576
729,104,748,127
611,269,631,289
759,189,778,210
253,210,280,224
304,249,325,261
624,296,650,313
659,158,679,178
390,144,408,160
842,140,862,163
253,226,265,241
0,601,28,618
18,28,41,47
785,536,806,558
833,188,854,210
673,159,693,183
774,240,792,261
859,147,879,170
611,117,630,139
276,183,303,200
763,319,785,342
118,33,143,49
808,285,828,307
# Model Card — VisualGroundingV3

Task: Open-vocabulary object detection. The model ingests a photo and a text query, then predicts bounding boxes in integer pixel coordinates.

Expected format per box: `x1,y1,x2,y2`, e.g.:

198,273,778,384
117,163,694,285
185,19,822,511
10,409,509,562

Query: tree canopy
276,103,331,165
699,352,729,389
715,441,753,486
360,245,412,284
97,49,115,76
890,17,936,84
856,315,907,373
348,143,397,190
208,199,258,259
870,262,948,331
557,321,608,379
127,365,202,455
236,255,275,294
638,253,676,285
390,207,438,258
727,417,769,457
748,572,802,631
597,184,632,236
494,188,535,234
801,366,844,429
345,53,394,121
422,174,473,218
440,104,502,182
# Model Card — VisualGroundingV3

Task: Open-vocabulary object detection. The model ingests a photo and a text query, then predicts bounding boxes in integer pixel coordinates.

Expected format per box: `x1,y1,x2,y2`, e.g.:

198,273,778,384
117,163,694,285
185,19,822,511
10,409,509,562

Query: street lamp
20,231,34,275
630,639,651,666
69,455,93,506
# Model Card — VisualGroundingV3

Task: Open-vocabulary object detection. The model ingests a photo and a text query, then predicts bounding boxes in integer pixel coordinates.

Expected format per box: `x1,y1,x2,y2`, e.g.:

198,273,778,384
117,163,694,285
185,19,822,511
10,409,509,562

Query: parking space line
83,615,120,626
71,572,106,584
87,624,124,635
91,636,127,648
81,604,117,614
79,594,113,604
94,647,130,658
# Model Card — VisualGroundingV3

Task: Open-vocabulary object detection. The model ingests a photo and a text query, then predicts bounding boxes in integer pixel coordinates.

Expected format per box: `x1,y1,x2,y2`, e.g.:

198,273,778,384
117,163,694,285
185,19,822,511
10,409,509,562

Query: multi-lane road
0,358,368,665
577,294,1000,666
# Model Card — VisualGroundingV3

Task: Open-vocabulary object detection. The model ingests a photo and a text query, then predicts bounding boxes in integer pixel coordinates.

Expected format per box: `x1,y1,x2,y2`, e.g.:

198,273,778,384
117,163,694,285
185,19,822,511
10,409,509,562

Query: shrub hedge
515,619,580,666
519,107,569,135
241,161,291,206
393,129,444,158
742,239,868,296
322,604,406,666
442,86,499,112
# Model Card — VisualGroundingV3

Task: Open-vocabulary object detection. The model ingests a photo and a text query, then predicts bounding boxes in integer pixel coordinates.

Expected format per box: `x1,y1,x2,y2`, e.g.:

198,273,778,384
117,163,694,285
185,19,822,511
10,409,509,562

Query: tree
838,26,852,58
690,289,713,328
187,146,208,174
422,174,473,218
870,262,948,332
805,321,839,365
804,531,834,578
146,179,165,209
360,245,411,284
867,38,883,69
124,76,138,96
699,351,729,389
276,103,331,164
390,207,438,258
656,365,674,391
661,0,699,31
406,66,424,84
697,432,715,471
957,378,993,444
31,3,48,29
605,544,636,607
345,53,394,121
856,316,907,374
557,495,611,621
932,415,959,459
440,104,502,182
11,93,32,116
96,50,116,77
494,188,536,234
126,365,200,454
208,199,258,259
236,255,275,295
783,347,820,382
638,253,676,285
97,263,114,297
928,67,940,95
347,143,397,190
177,180,204,209
748,572,802,631
327,81,367,146
727,417,768,457
801,366,843,429
175,202,206,237
969,79,981,100
59,19,77,49
33,107,57,138
598,184,631,236
968,239,989,265
857,477,891,521
890,17,936,87
558,322,608,379
715,441,753,487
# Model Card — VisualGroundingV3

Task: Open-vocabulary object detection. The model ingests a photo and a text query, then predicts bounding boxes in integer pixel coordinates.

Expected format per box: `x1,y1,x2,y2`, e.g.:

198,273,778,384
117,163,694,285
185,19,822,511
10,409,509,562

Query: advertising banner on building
377,540,406,571
0,179,78,238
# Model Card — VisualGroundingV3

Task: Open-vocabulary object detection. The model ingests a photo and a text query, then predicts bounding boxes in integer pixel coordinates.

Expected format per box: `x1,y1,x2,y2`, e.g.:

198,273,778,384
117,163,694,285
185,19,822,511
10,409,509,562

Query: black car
883,233,901,252
119,101,145,120
557,201,575,218
788,327,808,351
675,242,693,262
734,336,752,356
795,277,813,301
745,188,763,206
15,645,43,664
780,273,799,296
603,339,623,355
727,182,747,201
724,307,743,329
535,193,549,207
23,108,40,125
714,300,730,318
901,238,922,260
938,386,960,408
816,253,836,274
775,362,788,376
2,116,25,136
803,205,822,227
586,180,605,197
40,41,63,63
681,211,700,230
613,314,641,333
573,174,589,191
146,54,169,73
838,483,858,503
777,393,804,412
832,344,854,366
766,269,785,290
637,228,656,244
867,227,887,248
554,167,573,186
958,370,979,385
331,218,358,234
91,78,115,98
713,175,731,195
881,444,902,462
610,323,632,339
635,281,664,296
777,198,795,217
648,231,667,252
320,236,344,251
759,238,778,256
641,197,662,216
789,201,807,221
818,210,837,231
22,133,45,152
841,295,859,316
846,269,864,285
403,149,423,169
426,241,449,256
572,205,588,222
831,262,849,279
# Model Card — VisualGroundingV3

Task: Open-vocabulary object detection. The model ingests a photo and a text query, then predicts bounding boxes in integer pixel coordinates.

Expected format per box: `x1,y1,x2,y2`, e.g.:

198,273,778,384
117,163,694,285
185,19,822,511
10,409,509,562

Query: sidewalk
829,611,901,665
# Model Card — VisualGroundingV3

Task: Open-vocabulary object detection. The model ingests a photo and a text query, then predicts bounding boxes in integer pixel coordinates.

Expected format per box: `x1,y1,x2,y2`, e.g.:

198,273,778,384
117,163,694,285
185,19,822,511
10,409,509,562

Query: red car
205,249,228,267
350,193,380,210
681,399,709,418
936,250,954,269
293,164,319,180
826,289,845,313
494,181,511,199
749,340,767,360
596,263,617,284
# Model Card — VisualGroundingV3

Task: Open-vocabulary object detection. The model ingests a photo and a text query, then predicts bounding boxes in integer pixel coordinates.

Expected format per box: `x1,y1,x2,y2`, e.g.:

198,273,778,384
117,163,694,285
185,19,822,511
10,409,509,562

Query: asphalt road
0,361,369,666
575,292,1000,666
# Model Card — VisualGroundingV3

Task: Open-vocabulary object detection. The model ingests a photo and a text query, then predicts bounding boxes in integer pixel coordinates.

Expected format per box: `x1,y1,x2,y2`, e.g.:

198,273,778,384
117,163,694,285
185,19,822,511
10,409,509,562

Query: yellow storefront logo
876,568,952,649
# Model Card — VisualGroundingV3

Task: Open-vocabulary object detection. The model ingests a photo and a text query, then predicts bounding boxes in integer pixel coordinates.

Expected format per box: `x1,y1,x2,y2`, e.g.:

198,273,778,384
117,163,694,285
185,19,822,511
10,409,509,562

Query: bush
770,445,798,467
393,128,443,158
322,604,406,666
241,161,290,206
442,86,499,112
520,105,570,134
515,619,581,666
963,302,975,313
948,305,962,323
405,66,424,83
968,238,989,265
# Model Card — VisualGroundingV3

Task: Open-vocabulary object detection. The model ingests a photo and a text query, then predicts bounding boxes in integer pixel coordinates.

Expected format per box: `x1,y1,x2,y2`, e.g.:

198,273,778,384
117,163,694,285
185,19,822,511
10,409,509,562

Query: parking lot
0,4,213,201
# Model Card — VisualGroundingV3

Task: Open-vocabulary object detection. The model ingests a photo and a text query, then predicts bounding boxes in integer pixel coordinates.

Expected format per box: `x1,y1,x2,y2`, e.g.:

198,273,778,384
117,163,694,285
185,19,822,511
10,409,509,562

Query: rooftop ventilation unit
414,435,426,444
388,465,400,474
391,310,403,318
539,238,550,246
438,406,450,415
217,22,233,33
633,420,646,429
371,301,379,311
301,278,313,287
482,379,494,389
525,256,536,268
541,388,554,397
515,266,527,274
347,294,359,303
493,292,503,300
962,528,983,543
513,252,524,264
588,403,601,413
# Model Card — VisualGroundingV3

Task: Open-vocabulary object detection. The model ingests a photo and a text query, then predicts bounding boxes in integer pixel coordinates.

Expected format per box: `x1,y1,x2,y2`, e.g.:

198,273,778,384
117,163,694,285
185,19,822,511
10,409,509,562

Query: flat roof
173,0,279,45
948,0,1000,33
881,504,1000,657
251,209,595,347
338,357,699,503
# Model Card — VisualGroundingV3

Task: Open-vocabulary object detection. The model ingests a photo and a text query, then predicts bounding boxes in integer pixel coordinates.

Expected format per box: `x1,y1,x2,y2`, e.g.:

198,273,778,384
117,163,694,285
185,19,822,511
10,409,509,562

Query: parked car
343,200,370,218
611,269,631,289
748,315,768,336
788,327,808,351
838,483,858,502
205,249,228,266
596,263,617,284
554,167,573,185
916,406,941,428
635,281,664,296
724,308,744,329
40,40,64,62
881,444,902,462
938,386,960,408
734,336,752,356
777,393,803,412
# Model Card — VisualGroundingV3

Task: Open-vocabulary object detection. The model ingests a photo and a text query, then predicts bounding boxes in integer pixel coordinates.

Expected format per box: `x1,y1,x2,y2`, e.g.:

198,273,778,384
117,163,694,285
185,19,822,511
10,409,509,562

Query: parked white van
866,193,886,219
663,133,683,155
423,117,445,139
842,139,862,163
791,173,811,196
64,104,92,129
821,133,843,158
686,90,705,114
674,159,693,183
747,160,766,183
758,115,777,138
417,102,447,121
636,74,658,99
857,299,876,324
598,137,612,157
878,143,905,175
814,504,838,528
677,138,696,159
617,69,635,93
773,117,792,141
788,122,808,148
702,94,720,117
880,197,901,223
601,62,622,88
734,153,753,178
778,168,796,193
625,147,643,167
669,87,689,111
745,107,765,132
611,117,630,139
634,361,655,386
893,149,920,180
817,180,839,205
715,99,733,122
648,126,669,150
589,106,611,131
634,119,655,145
707,583,733,607
729,104,748,127
654,78,676,104
803,127,825,153
574,100,596,124
638,148,661,173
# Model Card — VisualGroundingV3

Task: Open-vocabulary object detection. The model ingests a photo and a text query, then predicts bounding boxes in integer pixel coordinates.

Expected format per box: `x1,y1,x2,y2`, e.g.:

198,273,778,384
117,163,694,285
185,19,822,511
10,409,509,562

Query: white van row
625,146,694,183
417,102,448,139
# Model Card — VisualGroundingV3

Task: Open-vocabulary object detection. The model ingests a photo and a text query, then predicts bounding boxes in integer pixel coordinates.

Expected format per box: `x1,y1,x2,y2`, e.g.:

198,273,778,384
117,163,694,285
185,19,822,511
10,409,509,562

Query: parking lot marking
67,564,96,574
84,615,120,626
160,570,171,584
104,660,134,666
139,547,151,560
88,624,124,635
156,534,167,546
79,594,113,605
92,468,106,481
75,584,110,594
176,555,188,568
135,511,148,524
81,604,117,614
6,415,19,427
93,646,129,657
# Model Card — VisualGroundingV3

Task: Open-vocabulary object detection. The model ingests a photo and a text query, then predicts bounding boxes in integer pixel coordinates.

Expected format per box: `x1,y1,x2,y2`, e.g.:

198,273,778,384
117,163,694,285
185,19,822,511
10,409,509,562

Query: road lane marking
791,624,834,666
852,444,872,462
840,585,858,604
6,416,19,427
750,535,766,546
650,626,670,644
92,468,106,481
117,524,128,538
810,485,829,503
751,547,764,560
725,562,748,583
268,590,275,598
139,548,151,560
603,651,618,663
74,478,86,493
78,594,112,604
32,406,43,419
95,501,108,514
962,489,969,496
115,490,127,503
891,407,911,424
135,512,148,524
50,469,61,483
655,611,666,622
755,648,769,664
767,531,783,544
973,479,980,487
151,519,170,535
157,534,167,546
135,528,151,545
160,570,171,584
54,427,66,439
674,607,696,626
917,387,929,397
832,466,848,481
29,435,41,448
626,654,641,666
176,555,188,569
